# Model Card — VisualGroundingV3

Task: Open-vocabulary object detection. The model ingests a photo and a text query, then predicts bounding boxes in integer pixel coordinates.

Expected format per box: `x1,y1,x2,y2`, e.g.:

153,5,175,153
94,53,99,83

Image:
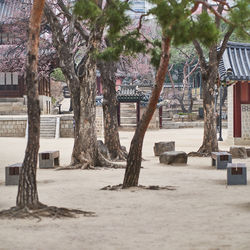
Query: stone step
40,117,57,138
0,98,25,103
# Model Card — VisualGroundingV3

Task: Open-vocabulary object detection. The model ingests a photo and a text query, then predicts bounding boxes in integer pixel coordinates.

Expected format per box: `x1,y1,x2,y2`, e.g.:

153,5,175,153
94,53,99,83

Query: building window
0,72,19,90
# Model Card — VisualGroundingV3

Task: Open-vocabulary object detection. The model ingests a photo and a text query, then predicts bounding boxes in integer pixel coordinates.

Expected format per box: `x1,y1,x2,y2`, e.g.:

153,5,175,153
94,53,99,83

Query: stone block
229,146,247,159
211,152,232,169
227,163,247,185
39,150,60,169
154,141,175,156
159,151,187,165
5,163,22,185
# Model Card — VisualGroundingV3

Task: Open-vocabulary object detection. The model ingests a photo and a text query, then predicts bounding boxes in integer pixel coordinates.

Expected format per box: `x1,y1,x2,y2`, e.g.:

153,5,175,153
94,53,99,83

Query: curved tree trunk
123,36,171,188
98,60,127,160
177,94,188,113
198,68,218,153
16,0,45,209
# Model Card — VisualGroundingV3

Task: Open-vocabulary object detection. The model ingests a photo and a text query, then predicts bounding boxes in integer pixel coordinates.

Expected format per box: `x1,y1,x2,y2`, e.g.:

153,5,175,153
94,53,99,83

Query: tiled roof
117,85,145,102
0,0,16,23
219,41,250,81
0,0,30,23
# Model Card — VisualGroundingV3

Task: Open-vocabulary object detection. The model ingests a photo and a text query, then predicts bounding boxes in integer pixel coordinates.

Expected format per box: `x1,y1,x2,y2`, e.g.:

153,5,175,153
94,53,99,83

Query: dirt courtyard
0,128,250,250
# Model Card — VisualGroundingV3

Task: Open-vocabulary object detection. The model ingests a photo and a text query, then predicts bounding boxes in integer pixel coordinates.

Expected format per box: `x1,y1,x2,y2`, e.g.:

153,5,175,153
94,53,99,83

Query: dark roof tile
219,41,250,81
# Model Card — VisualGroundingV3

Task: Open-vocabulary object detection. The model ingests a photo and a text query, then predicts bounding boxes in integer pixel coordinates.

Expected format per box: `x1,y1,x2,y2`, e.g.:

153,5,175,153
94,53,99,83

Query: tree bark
16,0,45,209
123,36,171,188
197,65,219,153
98,60,127,160
71,35,100,168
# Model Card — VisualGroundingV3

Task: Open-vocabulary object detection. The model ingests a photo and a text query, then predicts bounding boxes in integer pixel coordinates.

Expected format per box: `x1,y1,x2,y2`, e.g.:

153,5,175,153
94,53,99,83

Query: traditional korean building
219,42,250,145
0,0,52,115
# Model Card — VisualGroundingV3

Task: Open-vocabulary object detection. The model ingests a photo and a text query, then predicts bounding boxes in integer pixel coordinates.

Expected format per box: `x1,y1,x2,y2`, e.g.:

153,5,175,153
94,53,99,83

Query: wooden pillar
233,82,241,137
136,101,140,125
117,102,121,126
49,77,51,97
159,106,163,129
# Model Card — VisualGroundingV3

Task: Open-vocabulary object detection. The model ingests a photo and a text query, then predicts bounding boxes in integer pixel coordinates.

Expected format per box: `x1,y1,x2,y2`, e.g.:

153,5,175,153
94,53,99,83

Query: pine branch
195,0,232,25
193,40,207,70
217,26,234,63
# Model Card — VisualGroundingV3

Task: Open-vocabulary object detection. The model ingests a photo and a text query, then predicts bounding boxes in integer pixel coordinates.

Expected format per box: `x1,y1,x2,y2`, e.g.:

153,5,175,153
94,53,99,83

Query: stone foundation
59,107,103,138
0,116,27,137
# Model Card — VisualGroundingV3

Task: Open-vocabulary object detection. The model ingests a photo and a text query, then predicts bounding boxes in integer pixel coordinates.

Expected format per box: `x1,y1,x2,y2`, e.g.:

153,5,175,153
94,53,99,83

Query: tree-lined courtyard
0,0,249,219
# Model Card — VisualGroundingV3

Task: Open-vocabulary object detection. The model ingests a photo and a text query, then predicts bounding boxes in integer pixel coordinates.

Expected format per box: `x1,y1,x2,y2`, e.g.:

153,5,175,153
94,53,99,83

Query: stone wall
60,115,74,138
60,106,104,138
0,116,27,137
238,104,250,145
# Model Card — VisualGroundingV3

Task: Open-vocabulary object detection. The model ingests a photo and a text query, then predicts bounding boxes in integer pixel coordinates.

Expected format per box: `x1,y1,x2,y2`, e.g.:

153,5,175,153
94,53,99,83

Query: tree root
188,151,211,157
111,148,128,162
55,153,126,170
101,184,177,191
0,205,96,221
97,153,126,169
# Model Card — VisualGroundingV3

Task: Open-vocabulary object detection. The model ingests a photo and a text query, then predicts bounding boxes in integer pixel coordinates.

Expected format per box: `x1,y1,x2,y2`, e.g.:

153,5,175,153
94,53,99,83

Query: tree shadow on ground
101,184,177,191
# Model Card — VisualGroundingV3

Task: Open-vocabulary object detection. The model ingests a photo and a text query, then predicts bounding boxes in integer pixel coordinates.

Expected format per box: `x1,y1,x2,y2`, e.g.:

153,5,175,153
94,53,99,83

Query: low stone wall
0,116,27,137
60,115,74,138
59,107,103,138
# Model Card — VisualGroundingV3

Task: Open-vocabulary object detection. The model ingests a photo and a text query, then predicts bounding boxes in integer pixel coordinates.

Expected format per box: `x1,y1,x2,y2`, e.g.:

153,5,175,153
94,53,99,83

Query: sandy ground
0,128,250,250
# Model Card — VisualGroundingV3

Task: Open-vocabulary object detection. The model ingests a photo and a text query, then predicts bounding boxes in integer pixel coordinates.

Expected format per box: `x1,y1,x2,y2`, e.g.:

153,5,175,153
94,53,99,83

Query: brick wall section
60,106,104,138
96,106,104,137
60,115,74,138
241,104,250,141
0,117,27,137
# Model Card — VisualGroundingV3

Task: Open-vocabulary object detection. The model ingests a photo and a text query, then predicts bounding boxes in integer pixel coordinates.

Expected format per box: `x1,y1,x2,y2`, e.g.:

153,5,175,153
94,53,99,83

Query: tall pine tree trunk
123,37,171,188
16,0,45,209
98,60,127,160
198,68,218,153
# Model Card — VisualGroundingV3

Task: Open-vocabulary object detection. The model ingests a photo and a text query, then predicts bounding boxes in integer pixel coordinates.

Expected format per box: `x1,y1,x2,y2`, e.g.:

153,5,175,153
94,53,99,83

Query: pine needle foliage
74,0,146,61
229,0,250,39
74,0,101,22
74,0,249,65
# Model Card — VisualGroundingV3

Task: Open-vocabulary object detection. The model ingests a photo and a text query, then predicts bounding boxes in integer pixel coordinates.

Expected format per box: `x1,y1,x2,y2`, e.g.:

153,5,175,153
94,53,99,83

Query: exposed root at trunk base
188,151,211,157
0,205,96,221
98,153,126,169
101,184,177,191
111,148,128,162
55,153,126,170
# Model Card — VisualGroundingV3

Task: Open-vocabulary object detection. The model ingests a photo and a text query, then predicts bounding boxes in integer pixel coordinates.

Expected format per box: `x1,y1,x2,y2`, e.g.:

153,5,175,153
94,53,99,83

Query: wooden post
117,102,120,126
233,83,241,138
136,101,140,126
159,106,163,129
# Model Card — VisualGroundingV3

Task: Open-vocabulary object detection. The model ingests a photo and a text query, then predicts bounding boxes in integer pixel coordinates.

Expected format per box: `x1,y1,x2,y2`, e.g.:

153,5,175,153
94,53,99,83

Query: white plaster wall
39,95,51,114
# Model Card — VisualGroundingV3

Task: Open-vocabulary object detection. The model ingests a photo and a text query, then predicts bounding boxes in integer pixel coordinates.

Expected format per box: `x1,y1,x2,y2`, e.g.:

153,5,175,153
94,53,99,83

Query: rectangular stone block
39,150,60,169
211,152,232,169
154,141,175,156
227,163,247,185
5,163,22,185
